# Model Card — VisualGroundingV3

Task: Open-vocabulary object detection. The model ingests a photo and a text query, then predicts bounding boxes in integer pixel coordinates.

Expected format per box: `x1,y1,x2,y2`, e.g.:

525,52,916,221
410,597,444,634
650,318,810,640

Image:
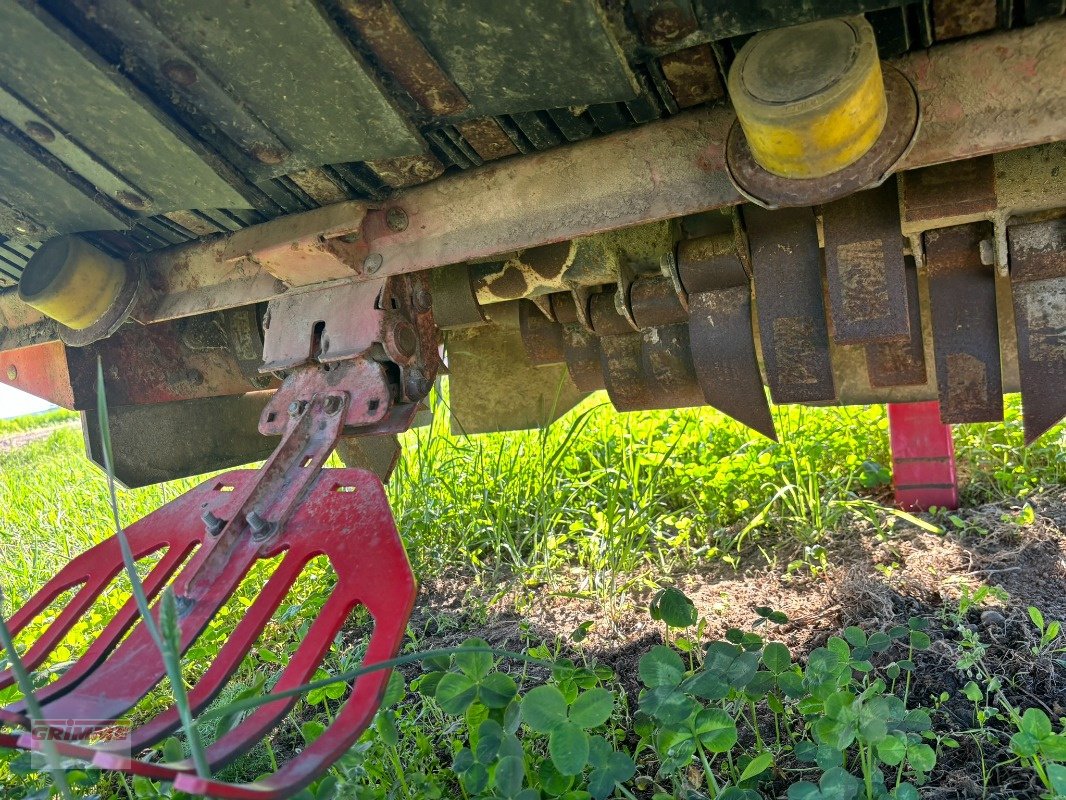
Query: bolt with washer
386,207,409,232
364,253,384,274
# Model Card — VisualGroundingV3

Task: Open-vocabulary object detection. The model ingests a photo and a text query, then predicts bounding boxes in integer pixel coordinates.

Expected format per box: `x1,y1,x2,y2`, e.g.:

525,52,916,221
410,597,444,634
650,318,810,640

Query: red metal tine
22,395,347,737
0,532,199,696
0,477,239,731
13,468,417,798
175,469,417,798
0,503,210,731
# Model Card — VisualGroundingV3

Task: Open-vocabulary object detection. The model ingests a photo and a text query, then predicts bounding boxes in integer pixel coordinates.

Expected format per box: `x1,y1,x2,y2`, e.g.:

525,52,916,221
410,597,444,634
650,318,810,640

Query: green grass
0,408,77,437
0,391,1061,798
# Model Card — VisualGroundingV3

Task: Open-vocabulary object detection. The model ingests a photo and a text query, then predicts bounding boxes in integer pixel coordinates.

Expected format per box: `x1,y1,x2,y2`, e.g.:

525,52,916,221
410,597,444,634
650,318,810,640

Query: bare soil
0,424,75,453
409,487,1066,799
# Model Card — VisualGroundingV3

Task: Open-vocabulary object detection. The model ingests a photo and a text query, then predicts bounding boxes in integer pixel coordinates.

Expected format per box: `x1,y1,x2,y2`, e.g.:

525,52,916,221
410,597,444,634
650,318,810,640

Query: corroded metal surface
1008,217,1066,443
896,19,1066,170
822,180,910,344
455,118,520,162
334,0,470,117
864,257,929,387
678,233,775,439
931,0,998,41
747,206,836,404
924,222,1003,423
659,45,725,108
899,156,997,232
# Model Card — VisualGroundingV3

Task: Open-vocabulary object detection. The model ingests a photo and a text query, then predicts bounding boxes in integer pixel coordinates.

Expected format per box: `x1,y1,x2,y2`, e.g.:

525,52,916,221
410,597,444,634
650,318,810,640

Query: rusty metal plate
68,315,269,409
898,156,997,235
864,257,928,387
642,324,705,407
519,300,565,365
82,393,278,489
924,222,1003,423
1008,217,1066,443
747,205,836,404
631,0,700,47
931,0,998,41
600,327,703,412
822,180,910,345
562,324,605,392
333,0,469,117
678,234,775,439
659,45,725,109
456,118,520,162
391,0,639,117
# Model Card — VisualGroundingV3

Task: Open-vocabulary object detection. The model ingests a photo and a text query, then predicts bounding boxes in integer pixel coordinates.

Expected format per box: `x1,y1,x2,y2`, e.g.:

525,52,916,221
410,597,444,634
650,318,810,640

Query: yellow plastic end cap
18,237,127,330
728,16,888,179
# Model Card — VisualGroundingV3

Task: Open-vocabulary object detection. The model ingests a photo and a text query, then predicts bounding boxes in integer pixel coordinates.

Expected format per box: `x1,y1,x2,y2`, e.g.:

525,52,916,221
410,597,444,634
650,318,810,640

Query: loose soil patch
408,488,1066,798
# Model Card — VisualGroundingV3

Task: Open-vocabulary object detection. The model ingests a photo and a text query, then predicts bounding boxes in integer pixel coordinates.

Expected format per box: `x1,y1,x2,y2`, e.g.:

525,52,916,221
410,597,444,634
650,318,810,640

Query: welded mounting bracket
0,264,441,797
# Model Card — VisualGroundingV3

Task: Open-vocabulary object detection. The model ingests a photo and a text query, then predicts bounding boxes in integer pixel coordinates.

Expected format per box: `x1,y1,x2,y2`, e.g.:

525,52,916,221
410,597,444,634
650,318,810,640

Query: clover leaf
522,685,615,776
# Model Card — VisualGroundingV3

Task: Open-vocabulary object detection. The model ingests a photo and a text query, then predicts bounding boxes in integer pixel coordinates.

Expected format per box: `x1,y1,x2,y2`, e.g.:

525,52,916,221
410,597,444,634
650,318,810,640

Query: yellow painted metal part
18,237,127,330
728,16,888,179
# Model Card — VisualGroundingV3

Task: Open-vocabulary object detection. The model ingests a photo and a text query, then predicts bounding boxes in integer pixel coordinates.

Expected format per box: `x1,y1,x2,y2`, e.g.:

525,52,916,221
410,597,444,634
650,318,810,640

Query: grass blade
95,357,211,778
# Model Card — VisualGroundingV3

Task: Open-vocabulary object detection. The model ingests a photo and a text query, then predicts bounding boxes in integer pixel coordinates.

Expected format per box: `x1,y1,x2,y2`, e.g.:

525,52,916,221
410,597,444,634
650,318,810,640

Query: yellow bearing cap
18,236,128,330
728,16,887,179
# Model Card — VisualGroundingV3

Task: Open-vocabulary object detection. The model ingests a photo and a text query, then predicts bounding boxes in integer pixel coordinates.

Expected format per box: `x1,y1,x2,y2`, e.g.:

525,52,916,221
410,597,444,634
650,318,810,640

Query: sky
0,382,55,418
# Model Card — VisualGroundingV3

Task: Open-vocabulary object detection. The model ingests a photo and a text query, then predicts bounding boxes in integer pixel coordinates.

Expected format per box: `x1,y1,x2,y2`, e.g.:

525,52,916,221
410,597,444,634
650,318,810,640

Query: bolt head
250,144,287,165
386,207,409,232
24,121,55,143
364,253,384,274
288,400,302,416
116,191,146,210
161,59,198,88
324,395,342,415
412,286,433,313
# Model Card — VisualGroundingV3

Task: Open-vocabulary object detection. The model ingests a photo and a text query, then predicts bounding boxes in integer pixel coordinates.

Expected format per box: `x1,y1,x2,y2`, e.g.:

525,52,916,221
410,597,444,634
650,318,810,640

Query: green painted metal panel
0,136,125,241
135,0,425,169
0,1,247,219
393,0,640,117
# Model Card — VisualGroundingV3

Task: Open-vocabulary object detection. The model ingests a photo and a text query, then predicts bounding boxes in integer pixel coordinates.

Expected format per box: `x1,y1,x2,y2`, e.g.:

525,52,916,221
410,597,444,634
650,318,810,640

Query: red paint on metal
1,467,416,799
0,341,74,408
888,401,959,511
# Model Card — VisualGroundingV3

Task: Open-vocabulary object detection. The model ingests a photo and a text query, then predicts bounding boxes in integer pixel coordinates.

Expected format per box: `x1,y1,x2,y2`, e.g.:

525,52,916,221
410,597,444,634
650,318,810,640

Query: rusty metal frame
6,20,1042,333
0,21,1062,356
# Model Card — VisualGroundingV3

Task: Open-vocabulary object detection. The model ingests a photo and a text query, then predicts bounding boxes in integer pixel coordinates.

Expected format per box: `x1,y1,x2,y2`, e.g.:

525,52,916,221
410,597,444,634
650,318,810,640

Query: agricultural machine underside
0,0,1064,795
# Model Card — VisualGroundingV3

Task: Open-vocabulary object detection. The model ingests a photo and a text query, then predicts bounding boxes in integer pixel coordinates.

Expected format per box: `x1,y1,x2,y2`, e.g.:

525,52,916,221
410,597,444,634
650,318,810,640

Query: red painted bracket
0,467,416,799
887,401,959,511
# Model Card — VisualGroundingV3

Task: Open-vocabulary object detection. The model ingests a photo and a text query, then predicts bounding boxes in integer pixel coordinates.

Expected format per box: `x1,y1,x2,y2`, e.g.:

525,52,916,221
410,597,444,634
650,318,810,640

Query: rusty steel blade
865,256,929,387
678,234,776,440
924,222,1004,423
599,327,703,412
1008,217,1066,443
822,180,911,345
746,205,836,404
